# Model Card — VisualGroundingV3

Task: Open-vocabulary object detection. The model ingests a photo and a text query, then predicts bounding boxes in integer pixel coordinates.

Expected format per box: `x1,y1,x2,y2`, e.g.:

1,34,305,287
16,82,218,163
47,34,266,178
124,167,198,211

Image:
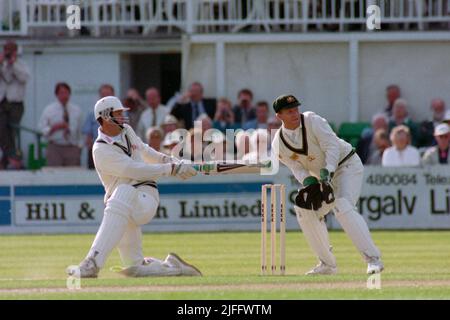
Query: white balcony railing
0,0,449,36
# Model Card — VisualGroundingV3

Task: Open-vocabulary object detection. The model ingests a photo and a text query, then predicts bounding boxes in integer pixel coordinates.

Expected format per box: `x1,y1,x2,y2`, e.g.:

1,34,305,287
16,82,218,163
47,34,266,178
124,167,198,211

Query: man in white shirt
382,125,421,167
0,40,30,167
39,82,83,166
136,87,169,140
67,96,200,278
271,94,383,275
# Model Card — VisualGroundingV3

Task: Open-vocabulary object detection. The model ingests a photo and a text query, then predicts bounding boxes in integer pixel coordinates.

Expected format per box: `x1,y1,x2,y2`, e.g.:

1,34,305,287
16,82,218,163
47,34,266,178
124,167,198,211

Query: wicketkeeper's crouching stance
67,96,201,278
271,94,384,275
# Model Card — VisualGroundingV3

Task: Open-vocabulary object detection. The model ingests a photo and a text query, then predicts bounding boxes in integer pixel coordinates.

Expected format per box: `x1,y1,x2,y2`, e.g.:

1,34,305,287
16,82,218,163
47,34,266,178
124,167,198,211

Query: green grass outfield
1,231,450,299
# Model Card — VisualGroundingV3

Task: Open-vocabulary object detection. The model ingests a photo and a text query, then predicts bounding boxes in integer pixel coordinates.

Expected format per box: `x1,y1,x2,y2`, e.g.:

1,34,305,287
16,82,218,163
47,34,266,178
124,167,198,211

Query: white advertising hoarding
0,166,449,233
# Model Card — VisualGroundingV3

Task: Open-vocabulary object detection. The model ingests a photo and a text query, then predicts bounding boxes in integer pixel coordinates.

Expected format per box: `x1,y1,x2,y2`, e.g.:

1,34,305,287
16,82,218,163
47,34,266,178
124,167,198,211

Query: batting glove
171,160,197,180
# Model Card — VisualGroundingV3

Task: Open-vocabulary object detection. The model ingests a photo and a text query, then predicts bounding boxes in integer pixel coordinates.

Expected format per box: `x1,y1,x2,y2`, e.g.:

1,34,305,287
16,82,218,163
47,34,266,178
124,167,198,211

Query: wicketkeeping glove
319,168,334,183
319,168,335,204
295,176,323,211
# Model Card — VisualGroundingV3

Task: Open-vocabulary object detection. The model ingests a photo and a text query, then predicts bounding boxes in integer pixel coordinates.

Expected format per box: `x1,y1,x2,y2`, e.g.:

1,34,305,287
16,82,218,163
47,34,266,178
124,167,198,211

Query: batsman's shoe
166,253,202,276
367,259,384,274
305,262,337,275
66,257,99,278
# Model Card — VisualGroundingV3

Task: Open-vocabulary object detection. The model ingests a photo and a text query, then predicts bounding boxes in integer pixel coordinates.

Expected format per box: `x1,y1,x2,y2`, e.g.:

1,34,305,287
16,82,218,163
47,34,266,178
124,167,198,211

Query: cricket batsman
67,96,201,278
271,94,384,275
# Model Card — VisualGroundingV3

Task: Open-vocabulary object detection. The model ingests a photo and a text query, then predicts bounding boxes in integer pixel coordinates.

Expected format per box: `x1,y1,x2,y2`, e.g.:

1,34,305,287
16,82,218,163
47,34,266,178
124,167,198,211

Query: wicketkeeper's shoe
367,259,384,275
66,257,99,278
166,253,203,276
305,262,337,275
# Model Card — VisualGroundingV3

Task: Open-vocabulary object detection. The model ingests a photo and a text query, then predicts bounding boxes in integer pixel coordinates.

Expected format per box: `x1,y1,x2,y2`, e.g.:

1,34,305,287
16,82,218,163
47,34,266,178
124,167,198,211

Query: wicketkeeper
271,94,384,275
67,96,201,278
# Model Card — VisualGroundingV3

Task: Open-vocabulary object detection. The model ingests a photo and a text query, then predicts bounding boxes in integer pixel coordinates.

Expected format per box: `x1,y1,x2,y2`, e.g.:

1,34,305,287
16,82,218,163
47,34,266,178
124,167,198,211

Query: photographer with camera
213,97,239,133
0,40,30,168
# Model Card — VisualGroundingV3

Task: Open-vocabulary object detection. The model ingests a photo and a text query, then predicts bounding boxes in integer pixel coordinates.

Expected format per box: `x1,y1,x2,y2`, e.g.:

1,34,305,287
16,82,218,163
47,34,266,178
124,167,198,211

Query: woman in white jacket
382,125,421,167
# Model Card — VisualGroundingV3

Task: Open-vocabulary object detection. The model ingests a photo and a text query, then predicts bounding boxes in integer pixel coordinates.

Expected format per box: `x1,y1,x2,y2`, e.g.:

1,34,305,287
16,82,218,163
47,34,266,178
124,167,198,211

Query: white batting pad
334,198,381,262
117,222,144,267
87,185,137,268
295,206,336,267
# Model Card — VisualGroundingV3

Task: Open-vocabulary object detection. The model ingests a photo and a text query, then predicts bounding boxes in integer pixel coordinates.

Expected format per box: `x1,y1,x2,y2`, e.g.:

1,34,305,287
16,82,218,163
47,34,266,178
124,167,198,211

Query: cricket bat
192,160,272,175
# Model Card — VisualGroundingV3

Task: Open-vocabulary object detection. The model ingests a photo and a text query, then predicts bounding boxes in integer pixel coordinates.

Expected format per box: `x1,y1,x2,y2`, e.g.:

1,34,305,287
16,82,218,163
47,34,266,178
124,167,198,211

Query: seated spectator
366,129,391,165
212,97,238,133
267,116,282,143
382,125,421,167
39,82,83,167
418,98,446,147
196,113,213,134
422,123,450,165
383,84,401,118
203,130,230,162
82,83,115,169
242,129,271,163
136,87,169,140
171,82,216,130
186,127,205,162
161,114,179,135
235,130,251,160
444,110,450,126
145,126,164,152
356,113,389,164
161,130,183,158
125,88,146,130
233,88,256,128
243,101,270,130
388,98,419,146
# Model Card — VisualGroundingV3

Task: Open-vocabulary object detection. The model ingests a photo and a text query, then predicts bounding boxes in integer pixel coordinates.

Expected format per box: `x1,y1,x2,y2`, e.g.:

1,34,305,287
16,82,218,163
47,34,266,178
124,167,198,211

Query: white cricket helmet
94,96,129,127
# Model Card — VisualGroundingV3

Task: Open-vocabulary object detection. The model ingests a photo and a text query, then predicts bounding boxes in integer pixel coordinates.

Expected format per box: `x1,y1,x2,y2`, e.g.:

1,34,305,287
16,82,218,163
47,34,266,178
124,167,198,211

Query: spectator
136,87,169,140
0,40,30,167
444,110,450,126
235,130,251,160
203,130,228,162
356,113,389,164
161,114,179,135
161,132,178,157
126,88,146,109
145,126,164,152
82,84,114,169
267,116,282,143
125,88,146,130
183,127,205,162
422,123,450,165
383,84,401,117
212,97,238,133
243,101,270,130
242,129,271,163
233,88,256,127
171,82,216,130
197,113,213,135
366,129,391,165
382,125,421,167
388,98,419,146
39,82,83,167
418,98,446,147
